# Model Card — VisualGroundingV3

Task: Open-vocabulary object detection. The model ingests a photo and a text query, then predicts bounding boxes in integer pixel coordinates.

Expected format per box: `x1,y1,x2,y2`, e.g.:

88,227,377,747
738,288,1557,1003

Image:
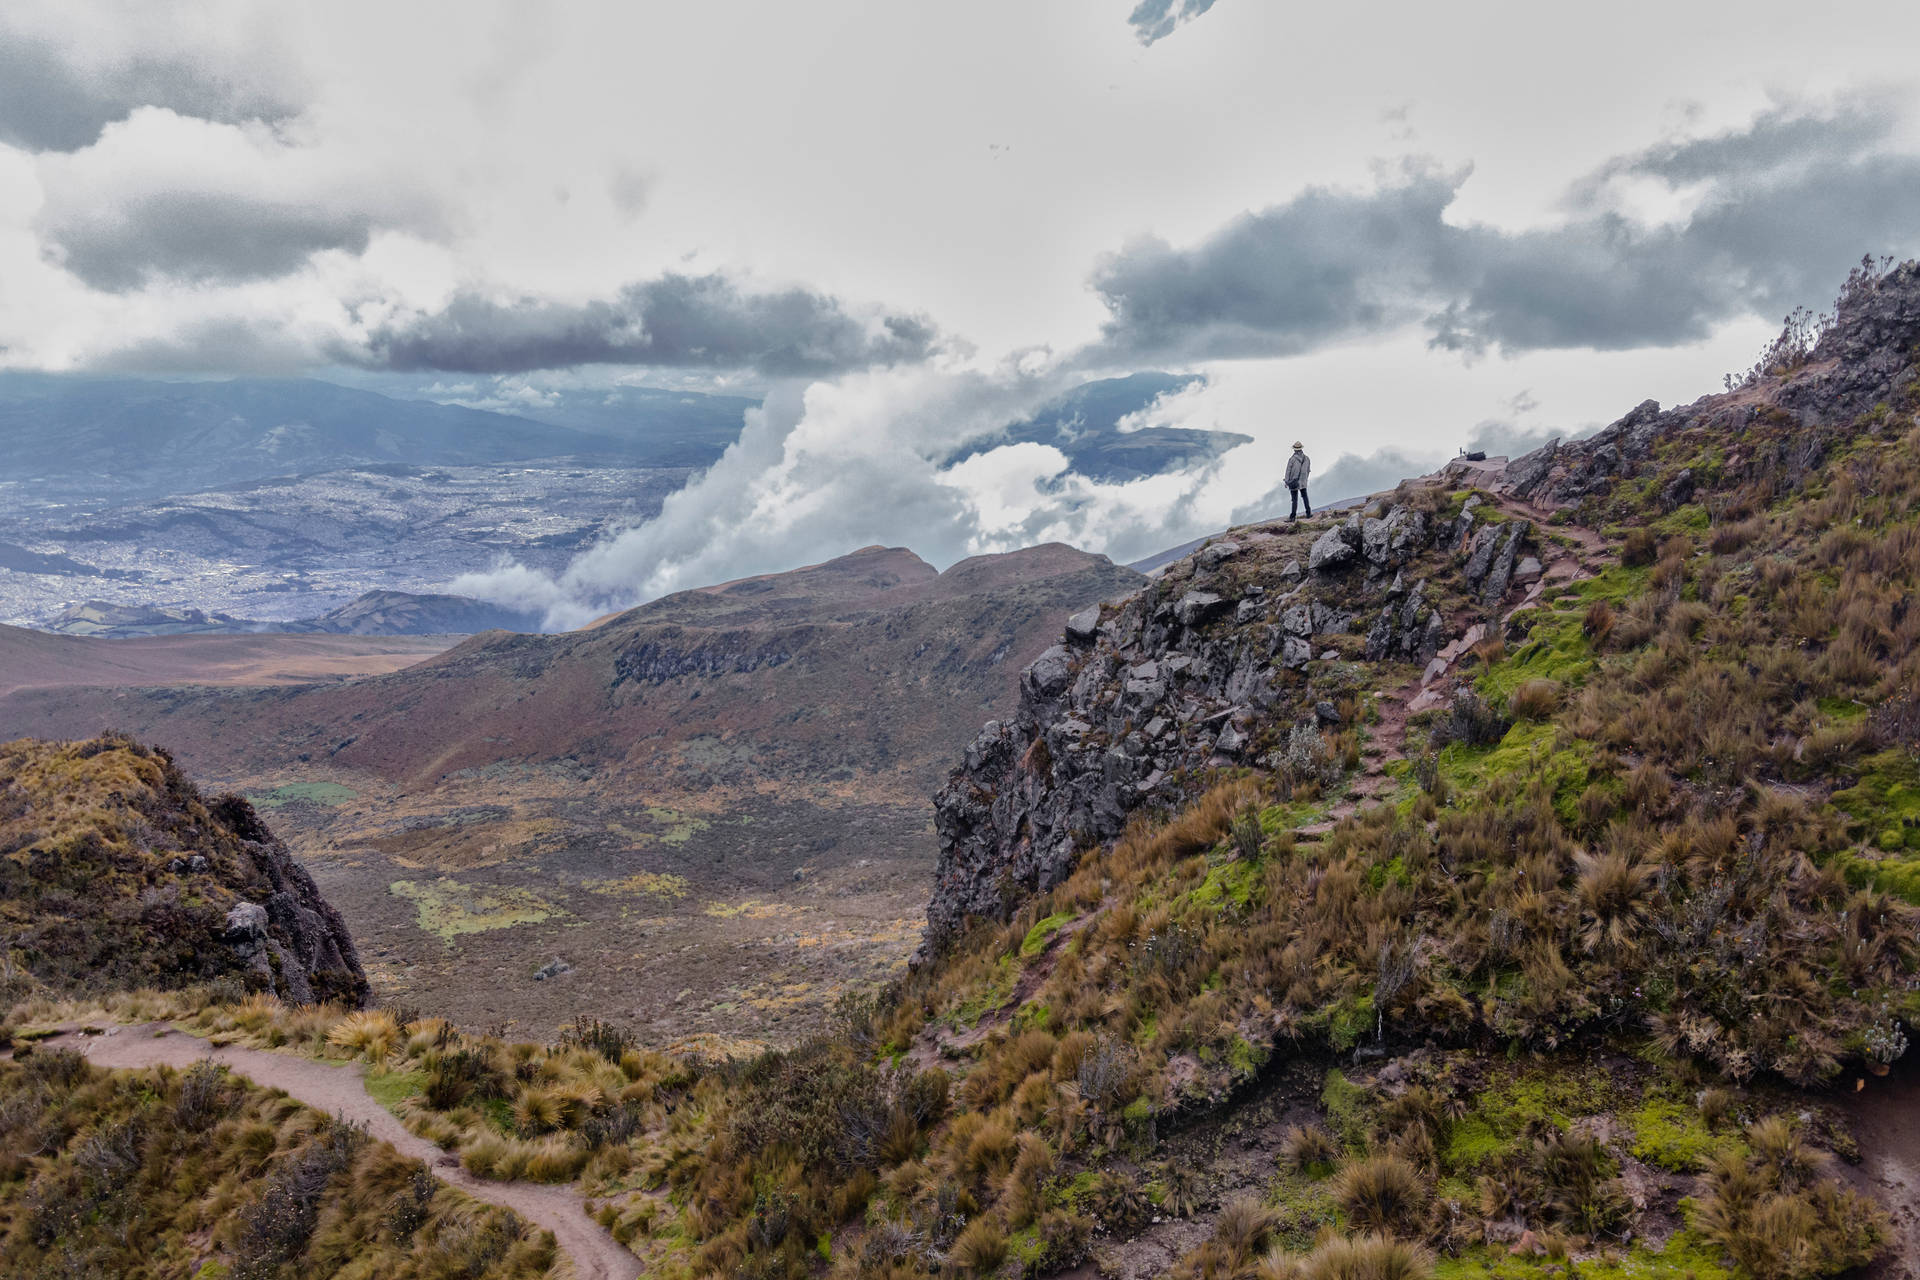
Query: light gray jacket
1285,450,1310,487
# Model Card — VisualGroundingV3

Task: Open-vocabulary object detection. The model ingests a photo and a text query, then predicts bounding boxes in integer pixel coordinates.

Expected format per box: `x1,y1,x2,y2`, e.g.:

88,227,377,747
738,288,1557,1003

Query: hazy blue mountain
951,371,1253,482
0,374,648,501
492,385,760,467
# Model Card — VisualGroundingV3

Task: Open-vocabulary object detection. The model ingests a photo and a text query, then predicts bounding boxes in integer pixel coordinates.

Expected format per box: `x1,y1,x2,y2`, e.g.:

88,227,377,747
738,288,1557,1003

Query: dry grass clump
1692,1118,1887,1280
1258,1234,1432,1280
1280,1124,1341,1173
1509,678,1564,722
326,1008,401,1062
1332,1153,1428,1237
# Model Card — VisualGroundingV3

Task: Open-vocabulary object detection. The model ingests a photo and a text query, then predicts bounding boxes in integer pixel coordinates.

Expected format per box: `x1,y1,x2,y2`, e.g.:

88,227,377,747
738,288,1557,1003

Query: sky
6,0,1920,622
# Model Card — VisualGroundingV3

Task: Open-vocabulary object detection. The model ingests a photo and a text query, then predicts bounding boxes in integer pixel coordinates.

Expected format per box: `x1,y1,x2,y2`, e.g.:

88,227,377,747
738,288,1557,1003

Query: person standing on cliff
1285,441,1312,520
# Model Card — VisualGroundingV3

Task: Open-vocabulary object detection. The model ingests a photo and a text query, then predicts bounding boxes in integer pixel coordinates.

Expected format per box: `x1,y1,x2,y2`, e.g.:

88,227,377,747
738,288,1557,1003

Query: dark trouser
1289,485,1311,518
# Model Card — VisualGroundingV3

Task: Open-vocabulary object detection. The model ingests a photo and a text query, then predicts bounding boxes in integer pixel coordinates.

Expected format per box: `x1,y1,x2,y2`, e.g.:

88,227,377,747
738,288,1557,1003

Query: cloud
47,191,374,291
1127,0,1223,45
347,273,944,377
449,361,1299,628
32,108,446,293
0,28,298,153
1085,99,1920,365
1087,164,1469,363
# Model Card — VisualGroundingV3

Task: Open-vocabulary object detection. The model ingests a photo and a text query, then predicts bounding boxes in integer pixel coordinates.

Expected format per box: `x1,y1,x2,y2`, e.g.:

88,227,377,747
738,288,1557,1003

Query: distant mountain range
0,373,648,501
0,370,1247,504
42,590,544,638
950,371,1251,482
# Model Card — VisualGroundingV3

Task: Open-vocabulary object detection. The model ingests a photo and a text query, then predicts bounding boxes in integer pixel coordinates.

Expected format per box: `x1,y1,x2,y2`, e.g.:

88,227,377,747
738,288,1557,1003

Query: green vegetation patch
641,805,709,846
1468,1064,1615,1146
1443,1116,1503,1171
1187,857,1259,911
1019,912,1073,956
1320,1069,1371,1148
586,871,691,899
1832,850,1920,905
1433,1233,1733,1280
245,781,357,808
1629,1096,1740,1173
1833,750,1920,853
1439,721,1593,823
365,1067,426,1115
390,878,561,941
950,956,1017,1027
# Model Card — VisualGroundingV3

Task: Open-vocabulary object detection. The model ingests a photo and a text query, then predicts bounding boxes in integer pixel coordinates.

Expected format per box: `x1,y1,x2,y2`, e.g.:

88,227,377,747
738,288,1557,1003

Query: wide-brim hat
1291,441,1303,450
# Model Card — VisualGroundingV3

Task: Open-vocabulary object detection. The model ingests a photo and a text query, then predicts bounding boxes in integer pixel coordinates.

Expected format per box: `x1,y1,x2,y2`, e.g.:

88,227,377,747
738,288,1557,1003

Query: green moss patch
366,1067,426,1115
389,878,561,941
246,781,357,808
1433,1233,1732,1280
1833,750,1920,853
1020,912,1073,957
1439,722,1594,823
1628,1096,1740,1173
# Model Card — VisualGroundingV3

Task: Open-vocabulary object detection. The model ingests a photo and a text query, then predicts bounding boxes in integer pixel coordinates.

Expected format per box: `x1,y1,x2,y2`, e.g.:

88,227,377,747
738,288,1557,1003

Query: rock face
918,492,1540,958
213,800,368,1006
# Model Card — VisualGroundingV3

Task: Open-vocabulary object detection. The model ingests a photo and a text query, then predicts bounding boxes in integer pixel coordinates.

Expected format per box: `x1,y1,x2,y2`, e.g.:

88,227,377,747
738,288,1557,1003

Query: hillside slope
0,735,368,1006
0,625,450,695
5,262,1918,1280
0,544,1141,1040
381,256,1914,1280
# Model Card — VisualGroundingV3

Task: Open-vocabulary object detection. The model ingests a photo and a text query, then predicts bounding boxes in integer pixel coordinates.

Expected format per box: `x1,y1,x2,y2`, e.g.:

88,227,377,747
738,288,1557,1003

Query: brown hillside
0,625,452,696
0,543,1139,1042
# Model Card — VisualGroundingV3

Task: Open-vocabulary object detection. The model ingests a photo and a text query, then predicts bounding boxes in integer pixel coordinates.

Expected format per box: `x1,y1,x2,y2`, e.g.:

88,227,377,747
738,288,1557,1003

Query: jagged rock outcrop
919,491,1542,957
213,796,367,1005
1485,262,1920,513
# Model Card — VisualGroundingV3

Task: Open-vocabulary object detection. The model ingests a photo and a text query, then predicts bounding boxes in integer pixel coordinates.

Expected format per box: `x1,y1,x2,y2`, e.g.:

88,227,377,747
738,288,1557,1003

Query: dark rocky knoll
0,735,367,1004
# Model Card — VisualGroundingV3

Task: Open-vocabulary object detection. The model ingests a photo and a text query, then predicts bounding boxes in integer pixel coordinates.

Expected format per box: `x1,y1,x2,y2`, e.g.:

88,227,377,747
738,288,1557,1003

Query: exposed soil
43,1023,639,1280
1838,1059,1920,1280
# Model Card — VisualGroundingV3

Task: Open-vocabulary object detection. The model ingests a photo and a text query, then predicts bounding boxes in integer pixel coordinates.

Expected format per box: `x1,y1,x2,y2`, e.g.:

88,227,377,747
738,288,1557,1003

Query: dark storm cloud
1088,167,1469,363
1127,0,1223,45
0,34,296,153
349,273,943,376
1087,101,1920,365
45,192,374,291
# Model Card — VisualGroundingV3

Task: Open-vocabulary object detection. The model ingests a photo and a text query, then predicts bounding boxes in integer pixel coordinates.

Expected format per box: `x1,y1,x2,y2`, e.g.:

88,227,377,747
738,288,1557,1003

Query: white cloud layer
4,0,1920,614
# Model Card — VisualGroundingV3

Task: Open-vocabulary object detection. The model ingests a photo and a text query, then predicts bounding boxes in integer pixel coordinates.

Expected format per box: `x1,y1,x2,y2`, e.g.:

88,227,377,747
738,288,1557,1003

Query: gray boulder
1023,645,1075,698
1198,540,1241,569
1176,591,1229,626
1309,526,1357,573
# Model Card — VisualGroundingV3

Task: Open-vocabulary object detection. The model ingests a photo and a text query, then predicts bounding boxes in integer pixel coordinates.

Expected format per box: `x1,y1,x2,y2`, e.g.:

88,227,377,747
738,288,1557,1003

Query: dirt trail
44,1024,639,1280
1838,1062,1920,1280
1301,497,1611,836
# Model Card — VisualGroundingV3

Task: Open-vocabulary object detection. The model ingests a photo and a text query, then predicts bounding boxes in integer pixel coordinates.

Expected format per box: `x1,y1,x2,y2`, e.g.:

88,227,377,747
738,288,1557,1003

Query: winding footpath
42,1023,641,1280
